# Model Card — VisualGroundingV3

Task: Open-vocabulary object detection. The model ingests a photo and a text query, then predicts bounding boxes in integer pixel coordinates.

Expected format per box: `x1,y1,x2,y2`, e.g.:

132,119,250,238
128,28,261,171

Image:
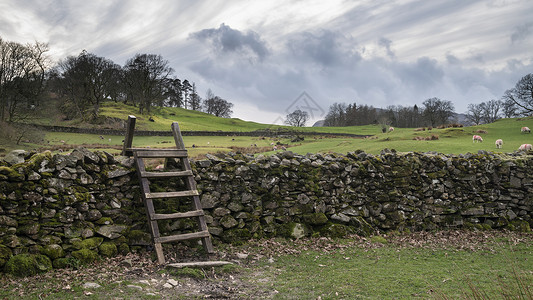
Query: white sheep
518,144,532,151
495,139,503,149
472,135,483,143
521,127,531,133
389,127,394,132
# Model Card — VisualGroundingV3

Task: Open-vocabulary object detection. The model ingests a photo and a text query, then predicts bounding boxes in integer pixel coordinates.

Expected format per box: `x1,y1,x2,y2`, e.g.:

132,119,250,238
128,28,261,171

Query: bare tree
0,38,49,122
285,109,309,127
466,103,484,125
480,99,502,124
502,73,533,116
56,50,120,119
123,53,173,114
501,98,518,118
324,102,348,126
422,97,455,127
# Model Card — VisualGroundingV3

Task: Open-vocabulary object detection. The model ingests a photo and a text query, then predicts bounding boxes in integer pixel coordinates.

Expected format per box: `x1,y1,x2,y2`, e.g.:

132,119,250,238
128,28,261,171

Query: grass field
248,232,533,299
2,100,533,157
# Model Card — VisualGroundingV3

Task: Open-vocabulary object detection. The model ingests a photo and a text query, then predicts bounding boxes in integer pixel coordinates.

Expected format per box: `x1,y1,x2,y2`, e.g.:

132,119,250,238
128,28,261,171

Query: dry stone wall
0,148,532,273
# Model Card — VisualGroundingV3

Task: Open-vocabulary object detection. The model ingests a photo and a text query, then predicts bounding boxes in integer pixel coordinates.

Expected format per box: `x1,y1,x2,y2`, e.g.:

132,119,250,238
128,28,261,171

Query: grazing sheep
518,144,532,151
389,127,394,132
281,146,287,151
521,127,531,133
273,146,277,151
472,135,483,143
495,139,503,149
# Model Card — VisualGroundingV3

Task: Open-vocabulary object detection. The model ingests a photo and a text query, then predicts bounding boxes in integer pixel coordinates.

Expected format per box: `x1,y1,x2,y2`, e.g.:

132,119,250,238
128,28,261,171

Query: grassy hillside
2,99,533,157
263,117,533,156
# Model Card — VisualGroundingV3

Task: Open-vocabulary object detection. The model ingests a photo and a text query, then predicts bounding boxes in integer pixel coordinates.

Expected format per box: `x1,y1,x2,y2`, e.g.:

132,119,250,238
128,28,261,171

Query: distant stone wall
0,148,532,273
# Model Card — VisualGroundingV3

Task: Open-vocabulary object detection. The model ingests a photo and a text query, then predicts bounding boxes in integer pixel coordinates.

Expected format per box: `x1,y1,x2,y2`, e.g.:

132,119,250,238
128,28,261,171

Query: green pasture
254,236,533,299
3,101,533,157
42,132,274,158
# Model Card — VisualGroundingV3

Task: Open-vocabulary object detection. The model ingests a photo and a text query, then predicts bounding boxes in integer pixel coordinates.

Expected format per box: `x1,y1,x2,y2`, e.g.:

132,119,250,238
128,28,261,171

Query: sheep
273,146,278,151
521,127,531,133
472,135,483,143
495,139,503,149
155,164,164,170
518,144,532,151
389,127,394,132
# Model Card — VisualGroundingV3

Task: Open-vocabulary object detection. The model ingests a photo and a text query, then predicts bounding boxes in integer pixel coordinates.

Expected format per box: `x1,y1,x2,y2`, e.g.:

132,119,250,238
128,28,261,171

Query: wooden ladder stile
123,115,215,265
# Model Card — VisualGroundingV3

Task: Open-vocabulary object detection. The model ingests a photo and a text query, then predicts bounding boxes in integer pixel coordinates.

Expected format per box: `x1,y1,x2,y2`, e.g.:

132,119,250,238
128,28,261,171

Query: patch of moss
0,166,24,181
73,237,104,250
126,229,152,246
221,228,251,245
0,245,13,267
95,217,113,225
53,257,81,269
4,253,52,277
370,235,388,244
349,216,376,237
507,220,531,232
118,243,130,255
277,222,310,239
41,244,65,260
98,242,118,257
319,223,354,238
302,213,328,225
217,263,239,274
71,249,98,265
74,192,91,202
168,267,205,279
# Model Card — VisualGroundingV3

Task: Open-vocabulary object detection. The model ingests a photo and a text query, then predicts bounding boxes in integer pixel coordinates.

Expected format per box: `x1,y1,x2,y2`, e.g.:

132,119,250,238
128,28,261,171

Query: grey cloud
286,29,361,68
446,54,461,65
511,22,533,43
394,57,444,91
190,23,269,61
378,37,394,58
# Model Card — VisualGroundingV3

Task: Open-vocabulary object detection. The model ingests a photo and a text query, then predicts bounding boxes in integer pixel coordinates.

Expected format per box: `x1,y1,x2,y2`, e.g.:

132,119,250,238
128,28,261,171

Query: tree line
320,73,533,128
0,36,233,124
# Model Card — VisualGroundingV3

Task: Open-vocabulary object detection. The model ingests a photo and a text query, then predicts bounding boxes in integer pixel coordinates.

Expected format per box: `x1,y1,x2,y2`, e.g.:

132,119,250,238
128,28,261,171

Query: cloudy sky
1,0,532,125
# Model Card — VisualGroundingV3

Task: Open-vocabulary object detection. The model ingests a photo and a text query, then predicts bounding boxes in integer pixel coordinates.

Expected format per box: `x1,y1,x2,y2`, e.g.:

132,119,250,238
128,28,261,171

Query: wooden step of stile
151,210,205,221
140,170,193,178
155,230,210,244
144,190,199,199
133,149,188,158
